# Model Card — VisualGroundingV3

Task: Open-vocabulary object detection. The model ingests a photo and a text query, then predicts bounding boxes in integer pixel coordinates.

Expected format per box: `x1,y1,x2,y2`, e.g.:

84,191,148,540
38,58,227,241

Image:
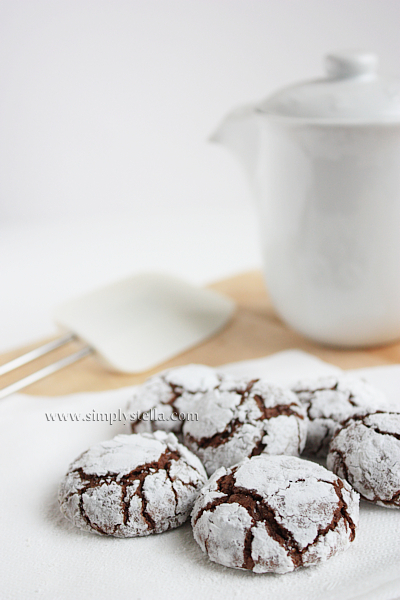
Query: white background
0,0,399,352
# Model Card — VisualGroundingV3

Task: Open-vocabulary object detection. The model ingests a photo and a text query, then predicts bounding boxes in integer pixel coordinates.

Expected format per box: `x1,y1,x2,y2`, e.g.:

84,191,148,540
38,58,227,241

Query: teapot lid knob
325,51,378,79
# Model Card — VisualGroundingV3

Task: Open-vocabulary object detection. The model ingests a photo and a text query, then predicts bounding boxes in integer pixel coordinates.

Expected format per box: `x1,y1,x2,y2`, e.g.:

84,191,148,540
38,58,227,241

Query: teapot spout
210,104,260,182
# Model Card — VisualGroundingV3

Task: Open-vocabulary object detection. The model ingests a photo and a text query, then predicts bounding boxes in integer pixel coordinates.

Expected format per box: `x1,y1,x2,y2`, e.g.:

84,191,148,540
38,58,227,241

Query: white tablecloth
1,350,400,600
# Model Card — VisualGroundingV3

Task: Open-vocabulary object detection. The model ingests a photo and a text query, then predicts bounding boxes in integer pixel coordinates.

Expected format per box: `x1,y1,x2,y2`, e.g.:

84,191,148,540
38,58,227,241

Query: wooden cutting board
2,270,400,397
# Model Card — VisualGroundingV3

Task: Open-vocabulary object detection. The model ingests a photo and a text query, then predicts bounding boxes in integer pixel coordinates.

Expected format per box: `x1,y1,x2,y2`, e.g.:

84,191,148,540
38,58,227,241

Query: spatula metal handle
0,333,76,376
0,346,93,400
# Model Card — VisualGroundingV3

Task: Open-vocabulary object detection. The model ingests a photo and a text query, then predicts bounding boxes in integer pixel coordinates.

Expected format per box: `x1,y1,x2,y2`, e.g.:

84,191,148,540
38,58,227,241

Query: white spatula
0,273,235,398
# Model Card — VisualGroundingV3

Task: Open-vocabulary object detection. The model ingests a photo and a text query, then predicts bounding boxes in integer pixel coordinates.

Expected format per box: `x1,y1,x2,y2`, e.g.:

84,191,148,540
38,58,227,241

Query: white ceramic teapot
213,51,400,347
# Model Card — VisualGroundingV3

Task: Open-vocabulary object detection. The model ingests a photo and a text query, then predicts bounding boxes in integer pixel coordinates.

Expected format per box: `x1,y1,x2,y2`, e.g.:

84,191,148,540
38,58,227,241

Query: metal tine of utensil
0,332,76,376
0,346,93,400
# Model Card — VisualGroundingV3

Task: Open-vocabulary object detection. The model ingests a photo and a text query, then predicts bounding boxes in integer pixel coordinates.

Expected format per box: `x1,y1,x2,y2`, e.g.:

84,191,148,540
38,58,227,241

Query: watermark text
44,408,198,425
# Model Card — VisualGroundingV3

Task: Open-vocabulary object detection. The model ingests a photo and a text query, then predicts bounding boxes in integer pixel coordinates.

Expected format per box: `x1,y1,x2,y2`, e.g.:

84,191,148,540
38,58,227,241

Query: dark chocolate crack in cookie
127,364,222,434
183,378,307,475
292,375,388,457
59,431,207,537
191,454,359,573
327,410,400,508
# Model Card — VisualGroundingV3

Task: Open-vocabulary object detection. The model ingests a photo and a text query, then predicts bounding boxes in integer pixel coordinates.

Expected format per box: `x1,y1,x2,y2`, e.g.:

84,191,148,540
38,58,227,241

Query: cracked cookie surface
292,375,387,457
127,364,222,434
58,431,207,537
191,454,359,573
183,378,307,475
327,411,400,508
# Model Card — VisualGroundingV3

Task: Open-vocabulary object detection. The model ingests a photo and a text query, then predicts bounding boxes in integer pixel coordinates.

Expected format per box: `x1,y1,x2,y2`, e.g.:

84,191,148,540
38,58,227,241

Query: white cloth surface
1,350,400,600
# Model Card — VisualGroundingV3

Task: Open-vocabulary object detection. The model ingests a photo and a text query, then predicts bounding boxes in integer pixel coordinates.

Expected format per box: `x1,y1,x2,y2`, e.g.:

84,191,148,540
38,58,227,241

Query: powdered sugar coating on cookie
191,455,359,573
292,375,388,457
59,431,207,537
183,378,307,475
127,364,222,434
327,411,400,508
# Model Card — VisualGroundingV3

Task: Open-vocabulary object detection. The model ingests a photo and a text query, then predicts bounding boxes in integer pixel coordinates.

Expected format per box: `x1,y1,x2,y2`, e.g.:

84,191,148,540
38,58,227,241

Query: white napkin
1,350,400,600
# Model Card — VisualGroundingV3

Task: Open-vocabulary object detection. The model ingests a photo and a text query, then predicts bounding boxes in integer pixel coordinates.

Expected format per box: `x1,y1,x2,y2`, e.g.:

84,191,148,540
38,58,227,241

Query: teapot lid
258,52,400,123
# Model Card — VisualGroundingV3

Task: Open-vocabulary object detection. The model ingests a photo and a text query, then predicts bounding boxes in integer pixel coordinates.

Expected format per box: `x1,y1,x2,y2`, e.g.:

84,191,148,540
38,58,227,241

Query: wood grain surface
2,270,400,397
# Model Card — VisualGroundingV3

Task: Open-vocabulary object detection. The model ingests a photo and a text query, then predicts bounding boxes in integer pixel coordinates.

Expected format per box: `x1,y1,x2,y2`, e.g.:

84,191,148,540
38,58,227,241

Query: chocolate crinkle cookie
327,411,400,508
183,378,307,475
127,364,222,434
191,455,359,574
58,431,207,537
292,375,388,457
